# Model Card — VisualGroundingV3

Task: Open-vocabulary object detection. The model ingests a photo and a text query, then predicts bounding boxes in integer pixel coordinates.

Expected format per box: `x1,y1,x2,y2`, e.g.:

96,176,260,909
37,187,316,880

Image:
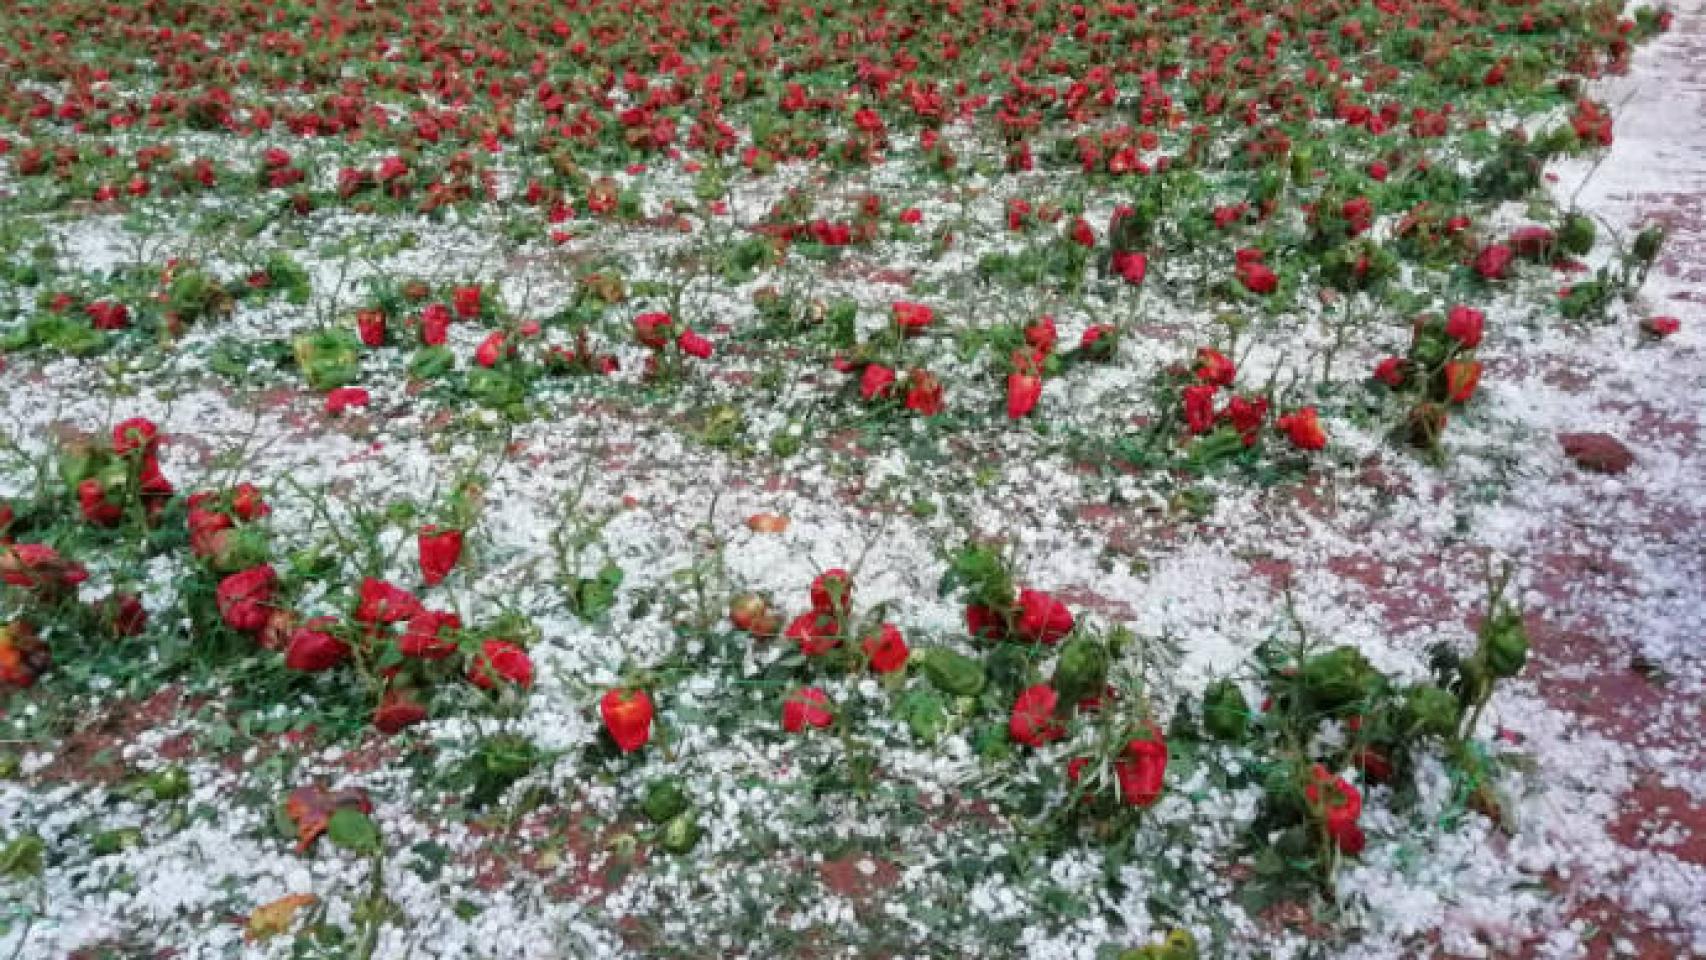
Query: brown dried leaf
746,513,790,534
246,893,317,942
285,785,373,854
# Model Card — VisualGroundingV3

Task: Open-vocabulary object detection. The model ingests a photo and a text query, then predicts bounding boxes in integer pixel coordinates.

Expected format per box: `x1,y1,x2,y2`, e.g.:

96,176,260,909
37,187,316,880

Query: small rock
1559,432,1634,474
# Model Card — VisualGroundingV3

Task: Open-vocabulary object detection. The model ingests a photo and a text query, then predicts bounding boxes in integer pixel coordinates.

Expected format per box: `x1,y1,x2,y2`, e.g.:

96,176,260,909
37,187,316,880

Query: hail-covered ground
2,0,1705,958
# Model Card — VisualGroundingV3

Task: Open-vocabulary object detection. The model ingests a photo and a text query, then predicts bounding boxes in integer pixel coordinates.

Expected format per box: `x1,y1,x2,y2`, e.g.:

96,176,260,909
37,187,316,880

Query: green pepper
1051,636,1108,707
1187,426,1248,468
1202,680,1251,741
897,689,949,744
1298,646,1381,710
1402,684,1461,738
919,648,986,698
1559,214,1596,256
1633,225,1665,264
1483,611,1528,678
641,780,689,824
659,813,701,854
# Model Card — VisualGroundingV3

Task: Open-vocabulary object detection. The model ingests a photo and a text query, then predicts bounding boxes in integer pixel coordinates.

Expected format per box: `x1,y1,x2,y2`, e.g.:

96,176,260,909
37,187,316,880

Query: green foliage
566,562,624,620
293,329,362,390
326,808,381,855
0,833,45,878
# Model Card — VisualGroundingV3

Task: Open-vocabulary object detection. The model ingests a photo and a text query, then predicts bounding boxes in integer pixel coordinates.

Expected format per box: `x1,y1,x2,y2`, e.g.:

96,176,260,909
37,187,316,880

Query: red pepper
216,565,277,632
373,687,429,734
782,686,834,732
417,526,463,586
285,616,350,671
468,639,533,689
1115,727,1168,807
601,688,654,752
1015,588,1074,644
1009,684,1065,747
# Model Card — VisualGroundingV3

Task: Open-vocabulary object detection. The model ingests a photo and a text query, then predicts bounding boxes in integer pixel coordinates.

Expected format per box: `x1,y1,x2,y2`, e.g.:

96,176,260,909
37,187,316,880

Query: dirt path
1496,4,1706,954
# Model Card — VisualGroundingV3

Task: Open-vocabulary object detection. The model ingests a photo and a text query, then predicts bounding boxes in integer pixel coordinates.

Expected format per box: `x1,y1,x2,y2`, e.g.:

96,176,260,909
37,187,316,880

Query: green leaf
326,808,380,855
0,833,45,878
409,841,450,881
273,801,298,842
90,827,143,856
596,562,625,588
374,645,405,672
573,567,621,620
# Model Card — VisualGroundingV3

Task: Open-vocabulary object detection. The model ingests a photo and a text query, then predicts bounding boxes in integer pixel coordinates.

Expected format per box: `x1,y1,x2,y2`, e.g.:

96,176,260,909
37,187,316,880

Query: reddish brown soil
26,686,201,785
